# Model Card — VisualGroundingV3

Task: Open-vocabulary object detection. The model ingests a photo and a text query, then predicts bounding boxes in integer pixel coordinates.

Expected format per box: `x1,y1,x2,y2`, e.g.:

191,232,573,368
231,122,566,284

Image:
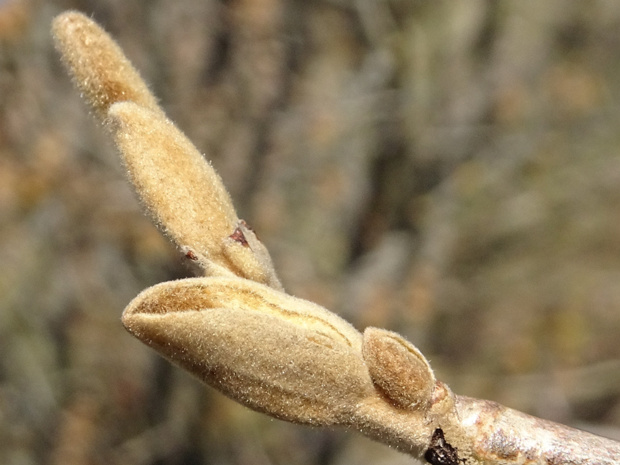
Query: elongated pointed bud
107,102,241,277
53,11,282,288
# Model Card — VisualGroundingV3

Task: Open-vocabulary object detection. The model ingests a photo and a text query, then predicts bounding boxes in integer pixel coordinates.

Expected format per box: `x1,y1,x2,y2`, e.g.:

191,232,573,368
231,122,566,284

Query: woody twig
52,11,620,465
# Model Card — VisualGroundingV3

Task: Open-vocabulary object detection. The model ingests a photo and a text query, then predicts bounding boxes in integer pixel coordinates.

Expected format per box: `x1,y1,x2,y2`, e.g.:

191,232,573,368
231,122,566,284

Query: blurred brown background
1,0,620,464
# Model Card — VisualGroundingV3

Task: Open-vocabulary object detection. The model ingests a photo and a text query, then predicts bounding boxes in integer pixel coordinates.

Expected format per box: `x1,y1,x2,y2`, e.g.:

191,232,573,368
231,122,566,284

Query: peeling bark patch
424,428,462,465
239,219,254,232
240,219,261,240
229,226,249,247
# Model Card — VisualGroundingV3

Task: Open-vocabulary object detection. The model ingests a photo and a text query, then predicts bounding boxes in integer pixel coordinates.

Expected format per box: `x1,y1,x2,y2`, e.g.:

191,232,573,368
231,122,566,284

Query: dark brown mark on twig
424,428,463,465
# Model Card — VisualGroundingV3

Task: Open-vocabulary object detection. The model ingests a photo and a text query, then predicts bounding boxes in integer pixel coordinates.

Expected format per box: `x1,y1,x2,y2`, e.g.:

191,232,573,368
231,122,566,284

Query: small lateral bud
362,327,435,411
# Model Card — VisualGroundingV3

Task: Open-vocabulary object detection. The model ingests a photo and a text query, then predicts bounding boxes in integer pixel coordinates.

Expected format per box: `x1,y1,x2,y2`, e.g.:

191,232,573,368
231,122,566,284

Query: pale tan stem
455,396,620,465
352,384,620,464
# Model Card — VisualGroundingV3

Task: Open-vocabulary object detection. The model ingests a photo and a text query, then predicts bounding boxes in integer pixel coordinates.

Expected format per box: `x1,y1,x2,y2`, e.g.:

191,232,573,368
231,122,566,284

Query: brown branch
52,10,620,465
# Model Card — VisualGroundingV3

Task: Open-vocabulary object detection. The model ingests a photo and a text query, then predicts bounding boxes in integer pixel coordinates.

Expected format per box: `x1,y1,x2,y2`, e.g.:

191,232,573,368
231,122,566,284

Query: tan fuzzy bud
107,102,243,277
53,10,283,286
362,327,435,411
52,11,161,120
121,277,375,425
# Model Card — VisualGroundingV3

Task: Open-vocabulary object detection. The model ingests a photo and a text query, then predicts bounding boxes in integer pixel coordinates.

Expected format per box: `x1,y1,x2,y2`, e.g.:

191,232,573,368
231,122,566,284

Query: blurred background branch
1,0,619,464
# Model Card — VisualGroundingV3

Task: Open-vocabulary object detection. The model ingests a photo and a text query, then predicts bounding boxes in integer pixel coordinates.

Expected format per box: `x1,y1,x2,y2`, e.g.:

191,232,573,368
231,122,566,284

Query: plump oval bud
121,277,375,425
